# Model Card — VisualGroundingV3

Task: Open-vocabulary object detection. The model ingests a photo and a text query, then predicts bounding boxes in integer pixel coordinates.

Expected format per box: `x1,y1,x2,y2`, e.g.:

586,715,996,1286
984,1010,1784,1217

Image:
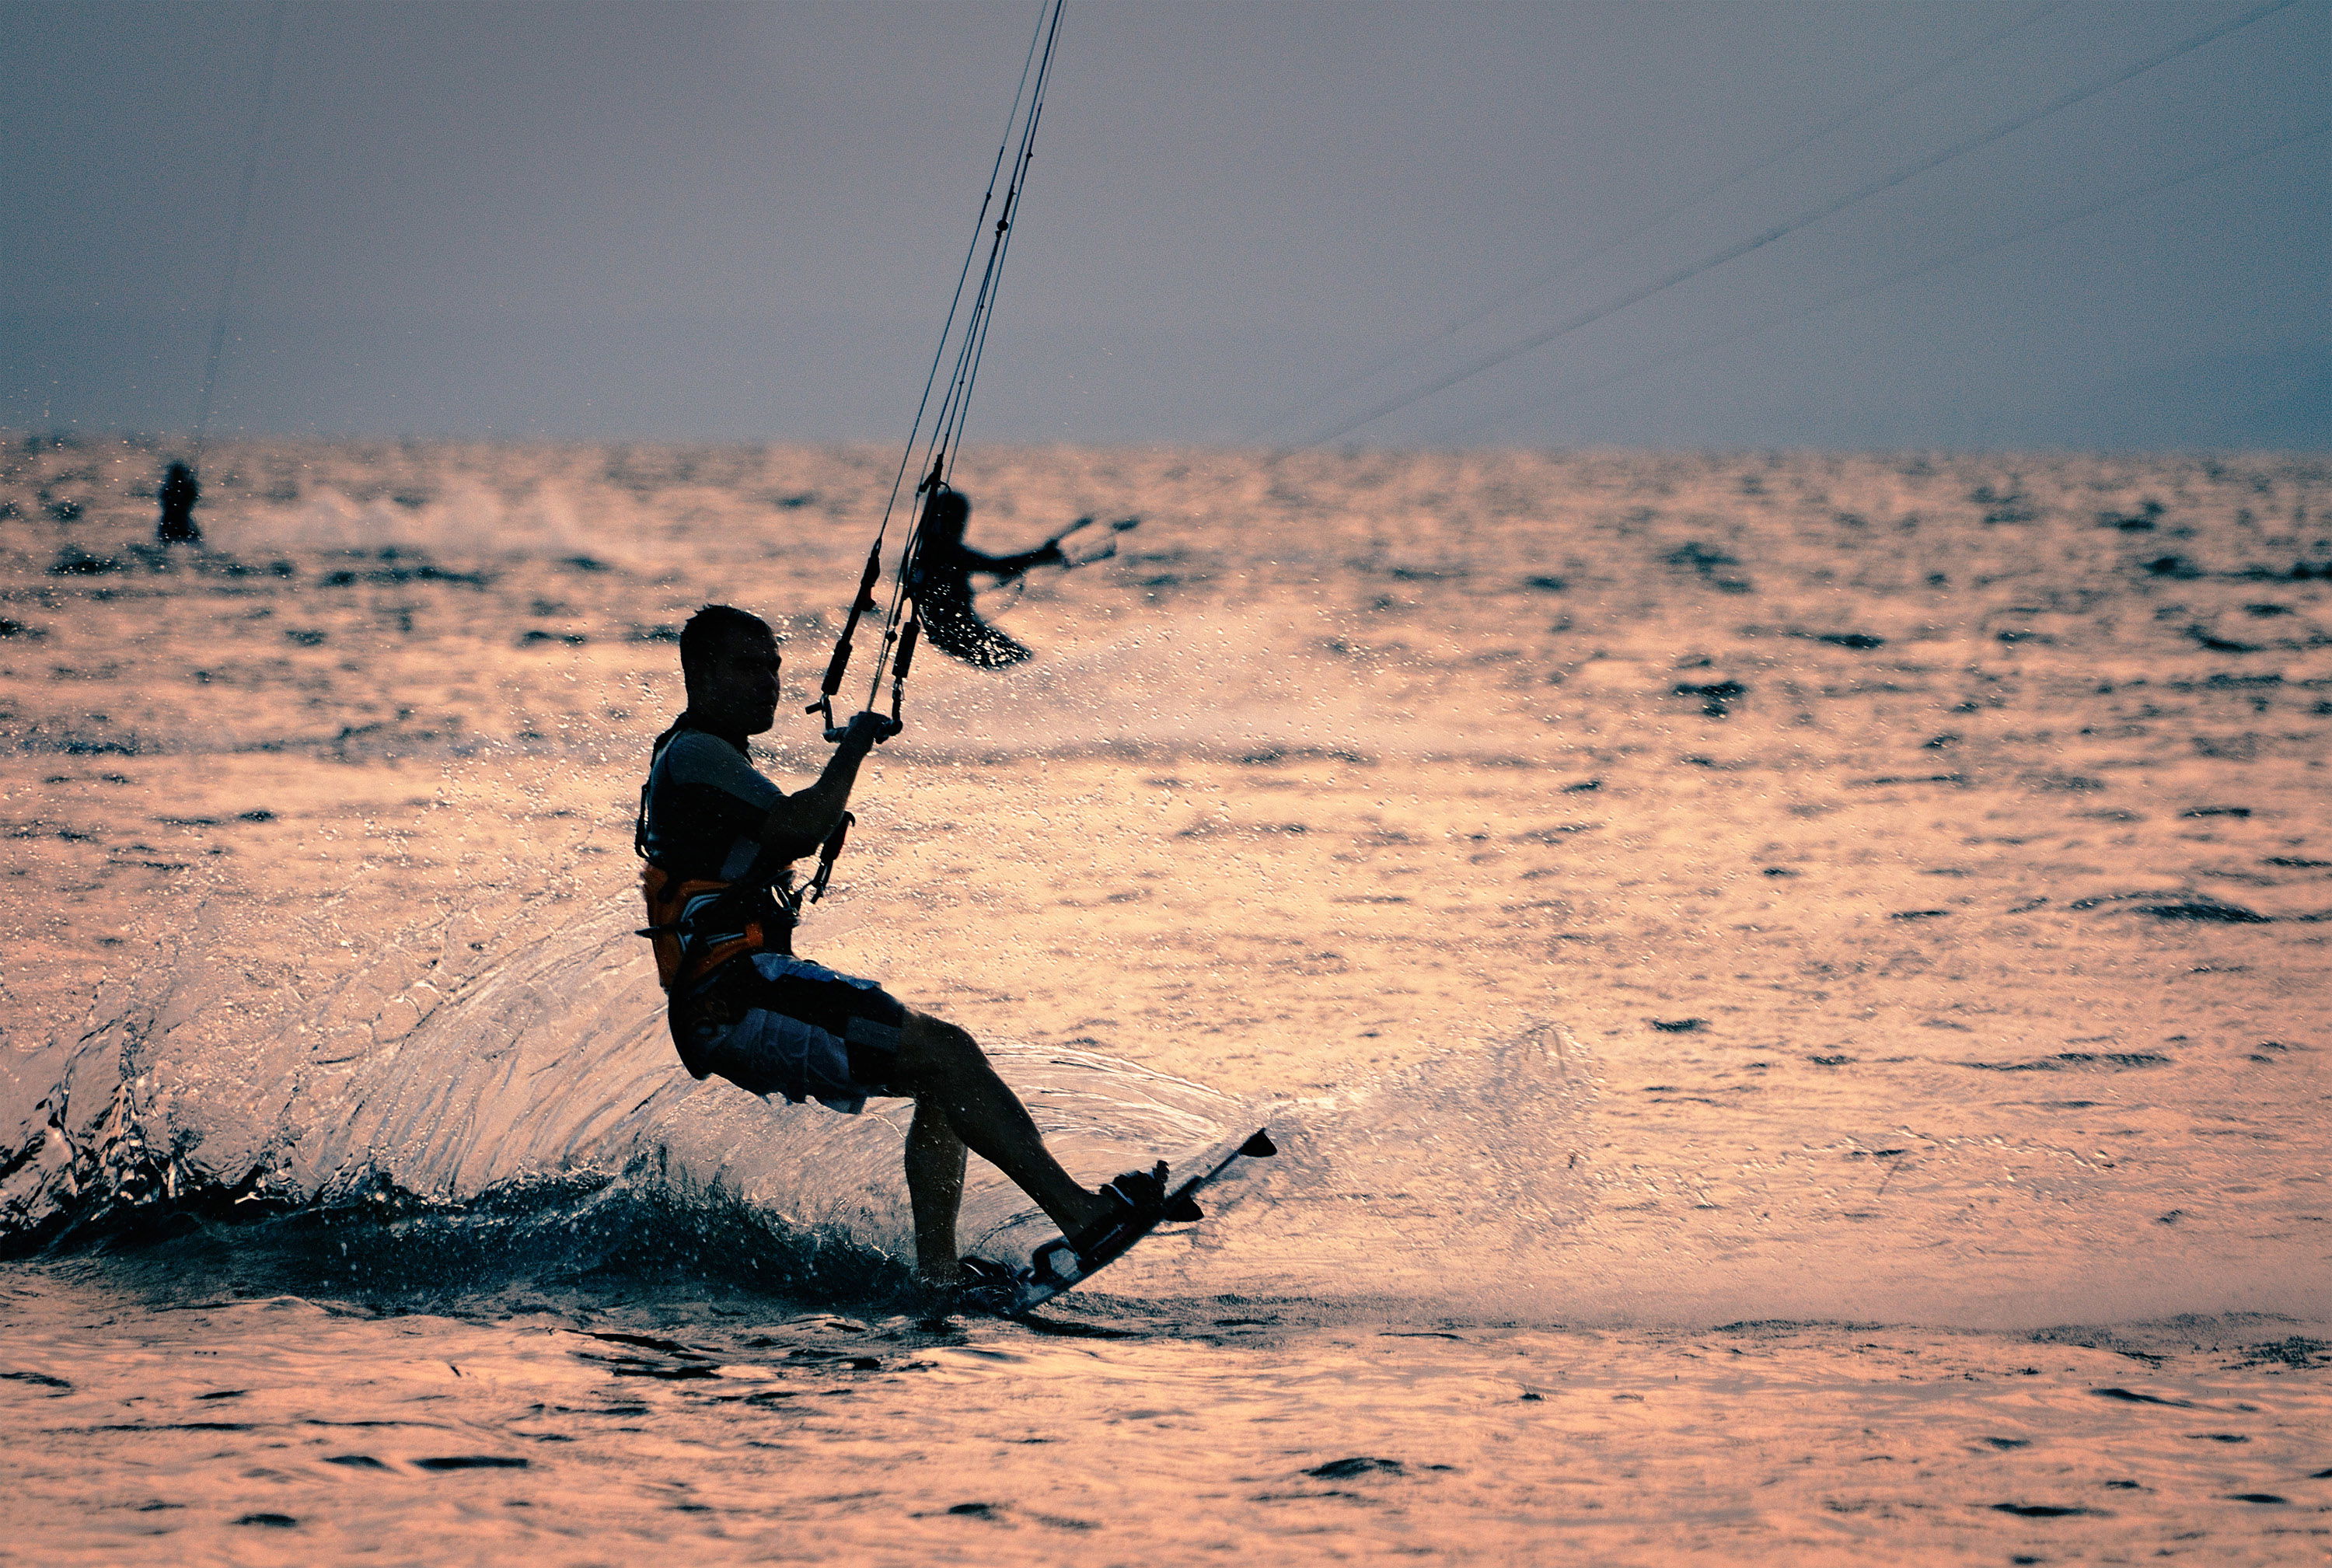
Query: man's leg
895,1010,1112,1241
904,1098,968,1284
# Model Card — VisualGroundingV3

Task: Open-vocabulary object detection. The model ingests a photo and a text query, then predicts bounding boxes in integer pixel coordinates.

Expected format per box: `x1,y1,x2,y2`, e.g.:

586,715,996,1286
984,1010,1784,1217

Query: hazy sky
5,0,2326,449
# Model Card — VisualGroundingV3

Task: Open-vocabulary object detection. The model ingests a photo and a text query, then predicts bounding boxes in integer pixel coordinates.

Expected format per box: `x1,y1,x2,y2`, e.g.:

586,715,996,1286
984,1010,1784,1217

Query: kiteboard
964,1127,1276,1317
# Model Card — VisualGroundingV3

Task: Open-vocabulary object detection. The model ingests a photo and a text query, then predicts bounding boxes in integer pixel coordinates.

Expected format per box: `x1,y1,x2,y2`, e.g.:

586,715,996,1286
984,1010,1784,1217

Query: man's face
702,630,782,735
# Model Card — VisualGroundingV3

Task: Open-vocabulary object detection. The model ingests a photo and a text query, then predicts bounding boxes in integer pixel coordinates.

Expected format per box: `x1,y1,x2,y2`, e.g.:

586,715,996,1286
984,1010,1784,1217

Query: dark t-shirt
640,722,784,883
640,718,829,959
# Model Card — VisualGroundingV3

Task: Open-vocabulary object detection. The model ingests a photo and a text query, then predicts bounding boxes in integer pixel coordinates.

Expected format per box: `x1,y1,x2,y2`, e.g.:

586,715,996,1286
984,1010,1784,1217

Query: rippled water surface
2,439,2328,1561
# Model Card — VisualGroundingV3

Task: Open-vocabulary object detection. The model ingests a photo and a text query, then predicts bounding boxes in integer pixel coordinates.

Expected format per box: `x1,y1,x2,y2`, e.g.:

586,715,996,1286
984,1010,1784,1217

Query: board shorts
677,952,908,1115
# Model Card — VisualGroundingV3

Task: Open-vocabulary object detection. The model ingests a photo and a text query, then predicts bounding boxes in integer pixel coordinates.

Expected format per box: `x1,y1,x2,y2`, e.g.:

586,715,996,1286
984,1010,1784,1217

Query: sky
3,0,2326,449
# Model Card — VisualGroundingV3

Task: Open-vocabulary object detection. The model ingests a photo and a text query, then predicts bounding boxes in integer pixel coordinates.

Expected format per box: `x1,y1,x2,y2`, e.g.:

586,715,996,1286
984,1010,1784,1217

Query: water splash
0,892,1242,1284
0,887,1601,1319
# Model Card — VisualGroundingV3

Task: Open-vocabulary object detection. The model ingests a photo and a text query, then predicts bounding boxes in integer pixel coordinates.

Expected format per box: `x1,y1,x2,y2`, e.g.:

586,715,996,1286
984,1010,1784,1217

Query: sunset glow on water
2,438,2326,1560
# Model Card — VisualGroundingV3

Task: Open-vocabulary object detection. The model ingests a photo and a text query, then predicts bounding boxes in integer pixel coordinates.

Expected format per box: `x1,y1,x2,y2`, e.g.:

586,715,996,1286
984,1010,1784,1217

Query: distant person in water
634,603,1160,1295
155,461,200,545
906,487,1065,669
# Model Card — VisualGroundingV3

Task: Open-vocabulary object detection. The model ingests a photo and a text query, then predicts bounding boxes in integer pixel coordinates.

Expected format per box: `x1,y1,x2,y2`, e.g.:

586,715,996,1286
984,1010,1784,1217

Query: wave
6,874,2319,1331
0,899,1212,1290
0,887,1601,1318
24,889,2304,1331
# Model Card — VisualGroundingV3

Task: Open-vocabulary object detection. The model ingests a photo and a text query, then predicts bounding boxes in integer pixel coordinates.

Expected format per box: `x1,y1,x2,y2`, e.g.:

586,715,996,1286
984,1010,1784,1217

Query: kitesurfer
156,461,201,545
906,487,1066,669
636,603,1163,1294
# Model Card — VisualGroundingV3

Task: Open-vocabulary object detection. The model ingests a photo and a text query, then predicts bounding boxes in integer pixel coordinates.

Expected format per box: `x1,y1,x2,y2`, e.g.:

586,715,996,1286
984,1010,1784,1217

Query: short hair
679,603,774,685
924,487,969,539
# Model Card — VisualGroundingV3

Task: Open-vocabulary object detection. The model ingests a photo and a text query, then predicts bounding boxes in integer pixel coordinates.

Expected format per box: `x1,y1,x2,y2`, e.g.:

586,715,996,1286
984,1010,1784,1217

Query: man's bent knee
897,1008,985,1084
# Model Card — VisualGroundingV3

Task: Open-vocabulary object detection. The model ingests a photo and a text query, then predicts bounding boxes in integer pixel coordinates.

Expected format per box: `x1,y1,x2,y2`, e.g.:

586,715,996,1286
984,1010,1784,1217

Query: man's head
679,603,780,734
923,487,970,546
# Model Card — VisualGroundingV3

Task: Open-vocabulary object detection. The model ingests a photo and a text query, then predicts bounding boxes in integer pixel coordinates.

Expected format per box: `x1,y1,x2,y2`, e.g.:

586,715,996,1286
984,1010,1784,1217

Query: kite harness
632,721,858,1067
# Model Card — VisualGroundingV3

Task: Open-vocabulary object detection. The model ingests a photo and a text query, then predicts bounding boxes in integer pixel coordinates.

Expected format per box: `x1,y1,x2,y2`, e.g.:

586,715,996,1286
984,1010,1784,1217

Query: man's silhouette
156,462,201,545
906,487,1064,668
636,604,1169,1294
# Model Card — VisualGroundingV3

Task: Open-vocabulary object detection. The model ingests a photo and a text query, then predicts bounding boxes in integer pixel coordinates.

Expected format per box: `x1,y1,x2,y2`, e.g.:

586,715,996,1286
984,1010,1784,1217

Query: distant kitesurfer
909,482,1148,669
156,461,201,545
907,488,1062,668
634,603,1166,1296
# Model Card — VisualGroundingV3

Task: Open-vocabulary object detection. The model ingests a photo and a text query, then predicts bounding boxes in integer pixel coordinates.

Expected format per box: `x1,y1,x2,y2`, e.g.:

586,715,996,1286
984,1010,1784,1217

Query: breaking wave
10,889,2306,1330
0,892,1594,1317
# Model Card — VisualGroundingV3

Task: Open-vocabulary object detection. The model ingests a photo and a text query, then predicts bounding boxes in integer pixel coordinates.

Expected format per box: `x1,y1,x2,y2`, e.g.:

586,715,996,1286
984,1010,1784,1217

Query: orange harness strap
638,863,770,995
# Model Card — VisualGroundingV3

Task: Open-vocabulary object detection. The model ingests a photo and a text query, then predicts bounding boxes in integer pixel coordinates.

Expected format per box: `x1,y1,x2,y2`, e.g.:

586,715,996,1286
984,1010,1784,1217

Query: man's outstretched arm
759,709,887,854
959,538,1065,582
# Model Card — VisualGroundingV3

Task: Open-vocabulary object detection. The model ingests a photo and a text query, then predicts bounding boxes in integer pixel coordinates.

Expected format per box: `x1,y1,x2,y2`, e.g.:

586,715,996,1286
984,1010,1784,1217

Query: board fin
1241,1129,1278,1158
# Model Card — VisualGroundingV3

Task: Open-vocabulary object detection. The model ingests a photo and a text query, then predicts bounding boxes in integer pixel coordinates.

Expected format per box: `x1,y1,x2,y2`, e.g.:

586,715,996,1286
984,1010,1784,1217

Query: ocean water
2,436,2328,1563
